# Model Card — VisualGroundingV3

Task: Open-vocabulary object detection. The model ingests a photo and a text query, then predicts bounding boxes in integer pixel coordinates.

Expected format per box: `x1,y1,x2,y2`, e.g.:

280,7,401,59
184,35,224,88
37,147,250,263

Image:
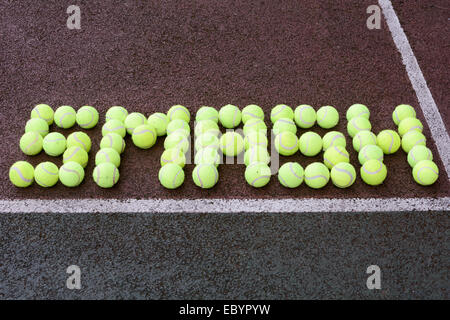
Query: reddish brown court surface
0,0,449,200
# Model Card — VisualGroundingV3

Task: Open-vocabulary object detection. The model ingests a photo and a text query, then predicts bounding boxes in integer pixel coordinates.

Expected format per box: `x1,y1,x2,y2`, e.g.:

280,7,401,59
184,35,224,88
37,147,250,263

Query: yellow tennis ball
244,131,268,150
102,119,126,138
298,132,322,157
244,146,270,166
195,132,220,151
95,148,121,167
294,105,316,128
220,132,244,156
323,145,350,169
273,118,297,135
392,104,416,126
25,118,49,137
132,124,157,149
243,118,267,136
167,119,191,136
219,104,242,128
194,147,220,166
164,132,190,153
358,145,384,165
161,148,186,168
346,104,370,121
167,105,190,122
192,164,219,189
20,131,43,156
304,162,330,189
194,120,220,137
67,131,92,152
398,117,423,137
148,112,169,136
316,106,339,129
407,145,433,168
245,162,271,188
401,130,426,153
278,162,304,188
275,131,298,156
63,146,88,168
76,106,99,129
105,106,128,122
31,104,54,125
59,161,84,187
323,131,346,151
330,162,356,188
271,104,294,123
242,104,264,124
360,159,387,186
93,162,119,188
158,163,185,189
34,162,59,187
9,161,34,187
43,132,67,156
376,130,401,154
196,106,219,123
412,160,438,186
54,106,76,129
125,112,147,135
352,131,376,152
347,117,372,138
100,133,126,154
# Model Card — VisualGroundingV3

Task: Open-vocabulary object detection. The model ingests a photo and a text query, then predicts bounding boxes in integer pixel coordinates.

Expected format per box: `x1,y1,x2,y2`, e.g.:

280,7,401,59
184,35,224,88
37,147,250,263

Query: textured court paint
379,0,450,180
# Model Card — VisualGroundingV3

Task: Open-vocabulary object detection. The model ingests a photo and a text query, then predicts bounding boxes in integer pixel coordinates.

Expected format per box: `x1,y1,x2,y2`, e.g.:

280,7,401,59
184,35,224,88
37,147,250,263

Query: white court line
0,198,449,213
379,0,450,180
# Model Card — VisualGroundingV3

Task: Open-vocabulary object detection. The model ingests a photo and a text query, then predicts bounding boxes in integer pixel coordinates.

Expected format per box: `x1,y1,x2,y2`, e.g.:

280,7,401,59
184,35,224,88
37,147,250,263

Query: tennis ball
54,106,76,129
358,145,384,165
196,106,219,123
412,160,439,186
195,132,220,151
294,105,316,128
347,116,372,138
100,133,126,154
271,104,294,123
316,106,339,129
43,132,67,156
393,104,416,126
322,131,346,151
93,162,119,188
76,106,99,129
63,146,88,168
9,161,34,187
242,104,264,124
31,104,54,125
243,118,267,136
376,130,401,154
352,131,376,152
398,117,423,137
360,159,387,186
407,145,433,168
95,148,121,167
34,162,59,187
105,106,128,122
25,118,49,137
330,162,356,188
194,120,220,137
59,161,84,187
158,163,185,189
102,119,126,138
192,164,219,189
194,147,220,166
245,162,271,188
244,131,268,150
161,148,186,168
273,118,297,135
20,132,43,155
244,146,270,166
304,162,330,189
167,105,190,122
164,132,190,153
298,132,322,157
125,112,147,135
275,131,298,156
148,112,169,136
401,130,426,153
166,119,190,137
323,145,350,169
219,131,244,156
67,131,92,152
278,162,304,188
132,124,157,149
219,104,242,128
346,104,370,121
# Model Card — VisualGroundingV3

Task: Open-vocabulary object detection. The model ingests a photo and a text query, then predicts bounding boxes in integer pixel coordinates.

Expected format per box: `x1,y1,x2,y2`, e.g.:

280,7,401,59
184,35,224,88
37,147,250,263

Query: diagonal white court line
379,0,450,180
